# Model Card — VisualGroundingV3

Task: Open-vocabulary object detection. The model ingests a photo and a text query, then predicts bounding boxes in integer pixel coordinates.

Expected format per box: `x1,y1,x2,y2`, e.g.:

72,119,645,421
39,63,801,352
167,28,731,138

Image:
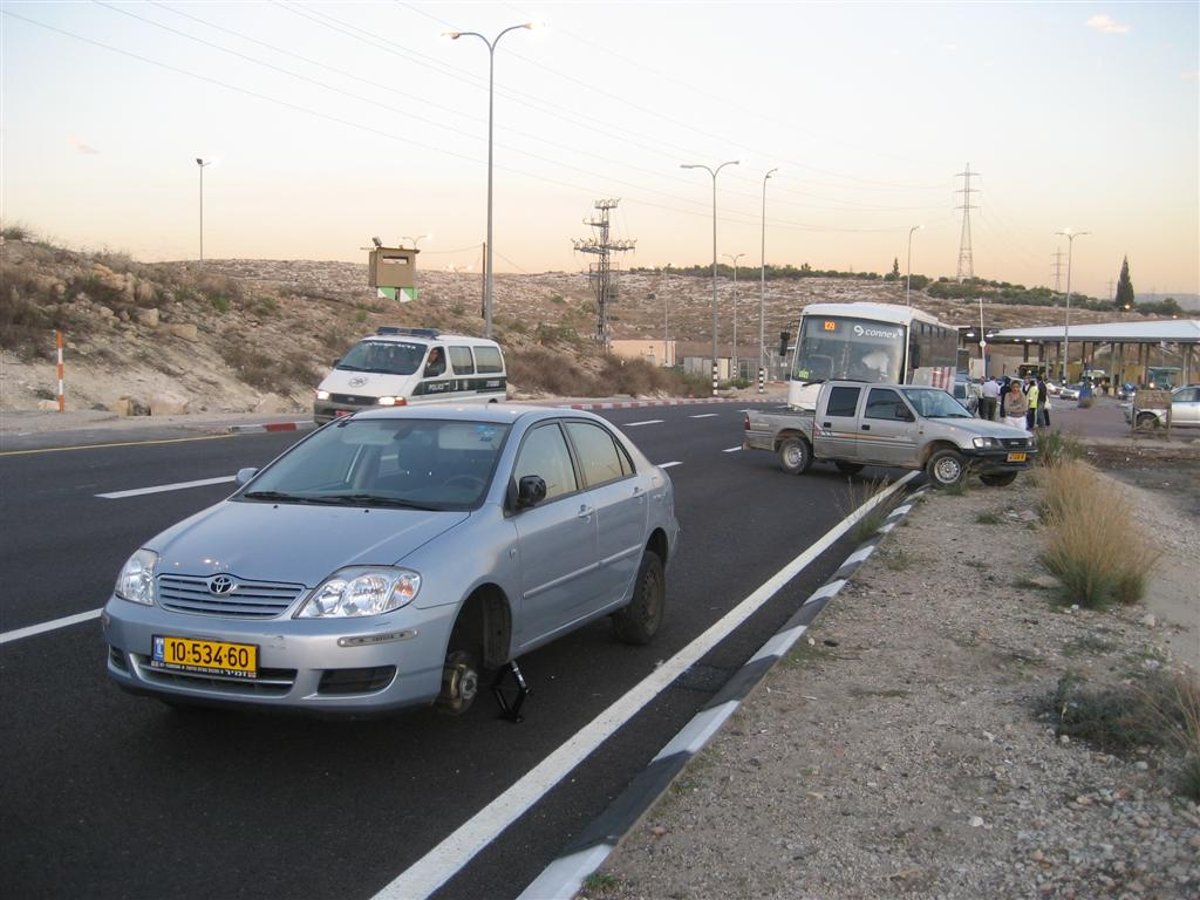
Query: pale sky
2,1,1198,301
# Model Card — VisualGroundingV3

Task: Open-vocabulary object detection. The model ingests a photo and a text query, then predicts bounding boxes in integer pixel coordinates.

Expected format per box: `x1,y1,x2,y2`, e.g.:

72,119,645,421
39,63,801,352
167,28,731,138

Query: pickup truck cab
743,381,1036,488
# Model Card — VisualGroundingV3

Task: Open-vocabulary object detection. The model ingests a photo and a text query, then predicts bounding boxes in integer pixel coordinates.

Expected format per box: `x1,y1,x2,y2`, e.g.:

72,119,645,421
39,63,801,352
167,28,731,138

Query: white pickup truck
743,380,1036,488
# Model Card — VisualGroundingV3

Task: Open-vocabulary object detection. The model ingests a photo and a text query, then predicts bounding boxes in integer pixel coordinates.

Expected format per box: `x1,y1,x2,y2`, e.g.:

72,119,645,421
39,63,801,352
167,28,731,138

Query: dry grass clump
836,475,904,542
1039,459,1160,608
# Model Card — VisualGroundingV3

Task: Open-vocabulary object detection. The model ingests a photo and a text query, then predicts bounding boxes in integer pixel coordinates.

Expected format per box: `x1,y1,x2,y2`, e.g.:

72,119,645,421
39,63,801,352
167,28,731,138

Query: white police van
313,327,507,424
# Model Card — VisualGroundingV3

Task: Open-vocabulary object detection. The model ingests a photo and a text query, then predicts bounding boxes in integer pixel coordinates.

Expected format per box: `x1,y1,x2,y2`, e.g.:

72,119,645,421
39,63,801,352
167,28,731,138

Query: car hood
920,418,1031,441
146,501,470,586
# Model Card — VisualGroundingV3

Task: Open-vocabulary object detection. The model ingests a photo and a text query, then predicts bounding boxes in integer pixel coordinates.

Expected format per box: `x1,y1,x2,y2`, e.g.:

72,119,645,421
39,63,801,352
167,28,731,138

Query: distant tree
884,257,901,282
1115,256,1135,310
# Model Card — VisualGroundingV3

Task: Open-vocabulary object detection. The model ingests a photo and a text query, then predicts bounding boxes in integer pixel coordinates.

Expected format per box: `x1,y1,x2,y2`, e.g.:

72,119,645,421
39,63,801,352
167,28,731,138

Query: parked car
103,405,680,716
951,379,980,415
1058,383,1084,401
1122,385,1200,429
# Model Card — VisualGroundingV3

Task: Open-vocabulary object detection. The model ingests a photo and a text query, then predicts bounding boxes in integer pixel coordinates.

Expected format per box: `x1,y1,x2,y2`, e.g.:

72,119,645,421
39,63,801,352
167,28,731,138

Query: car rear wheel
778,436,813,475
926,449,967,488
979,471,1018,487
612,551,665,645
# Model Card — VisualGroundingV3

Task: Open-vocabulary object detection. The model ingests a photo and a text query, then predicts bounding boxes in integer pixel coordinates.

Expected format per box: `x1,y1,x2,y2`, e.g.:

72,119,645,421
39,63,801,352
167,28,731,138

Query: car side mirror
235,467,258,486
331,358,340,368
514,475,547,510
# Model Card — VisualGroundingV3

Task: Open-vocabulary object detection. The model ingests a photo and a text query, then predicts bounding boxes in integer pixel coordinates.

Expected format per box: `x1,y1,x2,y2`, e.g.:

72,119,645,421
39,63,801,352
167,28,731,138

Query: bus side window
908,341,921,371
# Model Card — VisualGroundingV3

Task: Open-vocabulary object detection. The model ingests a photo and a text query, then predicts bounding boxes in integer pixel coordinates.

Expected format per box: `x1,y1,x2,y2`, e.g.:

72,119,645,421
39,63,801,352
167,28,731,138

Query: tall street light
759,168,777,391
401,233,431,250
723,252,745,379
905,224,923,307
447,23,535,339
682,159,739,395
1056,229,1090,382
195,157,212,265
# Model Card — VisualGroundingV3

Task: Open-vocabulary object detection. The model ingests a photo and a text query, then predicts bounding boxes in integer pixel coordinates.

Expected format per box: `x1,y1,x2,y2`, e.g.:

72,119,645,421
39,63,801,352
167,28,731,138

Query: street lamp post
905,224,923,307
723,252,745,379
760,168,777,392
401,233,431,250
682,159,739,395
1056,229,1090,383
195,158,212,265
447,23,534,339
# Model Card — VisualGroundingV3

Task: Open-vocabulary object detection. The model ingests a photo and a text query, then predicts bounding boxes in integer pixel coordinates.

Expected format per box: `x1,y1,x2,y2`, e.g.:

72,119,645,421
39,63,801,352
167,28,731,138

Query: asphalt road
0,402,876,899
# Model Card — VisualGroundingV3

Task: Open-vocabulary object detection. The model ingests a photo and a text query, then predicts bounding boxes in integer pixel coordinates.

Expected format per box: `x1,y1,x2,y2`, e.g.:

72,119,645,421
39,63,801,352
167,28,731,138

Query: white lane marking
0,608,102,645
373,470,917,900
97,475,236,499
688,413,719,419
722,446,742,453
623,419,664,427
658,461,682,469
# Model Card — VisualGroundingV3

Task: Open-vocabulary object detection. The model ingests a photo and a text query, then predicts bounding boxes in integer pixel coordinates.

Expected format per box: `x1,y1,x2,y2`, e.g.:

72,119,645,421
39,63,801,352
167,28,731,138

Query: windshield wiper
310,494,444,510
242,490,302,501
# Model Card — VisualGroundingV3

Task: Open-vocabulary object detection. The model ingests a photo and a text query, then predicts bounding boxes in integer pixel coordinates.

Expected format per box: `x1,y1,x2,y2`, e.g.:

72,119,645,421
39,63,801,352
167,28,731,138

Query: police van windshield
336,340,425,376
792,316,904,384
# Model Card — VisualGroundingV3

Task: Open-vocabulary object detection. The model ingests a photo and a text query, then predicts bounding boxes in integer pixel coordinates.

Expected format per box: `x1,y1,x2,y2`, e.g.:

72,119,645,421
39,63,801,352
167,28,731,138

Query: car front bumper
102,595,456,714
962,447,1037,473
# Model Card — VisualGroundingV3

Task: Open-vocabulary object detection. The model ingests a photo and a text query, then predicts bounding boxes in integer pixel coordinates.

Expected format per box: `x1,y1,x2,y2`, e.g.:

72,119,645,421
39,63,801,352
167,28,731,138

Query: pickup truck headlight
115,549,158,605
296,567,421,618
315,389,330,400
972,437,1001,449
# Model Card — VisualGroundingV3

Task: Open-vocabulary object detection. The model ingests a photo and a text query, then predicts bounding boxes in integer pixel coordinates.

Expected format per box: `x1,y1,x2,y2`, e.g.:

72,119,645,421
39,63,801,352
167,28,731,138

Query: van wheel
778,437,813,475
834,461,864,475
979,471,1018,487
926,449,967,488
613,551,665,645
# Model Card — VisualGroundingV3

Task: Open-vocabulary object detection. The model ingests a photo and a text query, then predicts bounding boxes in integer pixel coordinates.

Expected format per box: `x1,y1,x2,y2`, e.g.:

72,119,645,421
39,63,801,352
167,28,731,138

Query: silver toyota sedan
102,405,679,716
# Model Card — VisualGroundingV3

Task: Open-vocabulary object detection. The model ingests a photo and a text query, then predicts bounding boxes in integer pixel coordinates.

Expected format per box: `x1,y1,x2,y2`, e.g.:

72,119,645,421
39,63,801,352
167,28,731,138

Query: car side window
564,421,633,488
474,346,504,374
825,386,861,418
513,424,579,501
865,388,906,421
448,346,474,375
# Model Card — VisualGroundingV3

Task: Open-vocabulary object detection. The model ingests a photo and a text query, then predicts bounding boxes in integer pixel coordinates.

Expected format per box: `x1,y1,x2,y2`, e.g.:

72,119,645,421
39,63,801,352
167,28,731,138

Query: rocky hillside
0,236,1155,415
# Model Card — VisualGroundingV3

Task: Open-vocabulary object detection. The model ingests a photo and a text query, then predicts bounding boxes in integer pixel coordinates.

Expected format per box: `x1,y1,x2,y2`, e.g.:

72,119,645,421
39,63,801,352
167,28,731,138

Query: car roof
348,403,602,427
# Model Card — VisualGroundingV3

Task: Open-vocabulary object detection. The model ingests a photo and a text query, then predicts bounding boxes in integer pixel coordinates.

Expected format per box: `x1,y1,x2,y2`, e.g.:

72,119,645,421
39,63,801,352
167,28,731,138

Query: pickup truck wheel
778,436,813,475
612,551,665,645
979,471,1018,487
1135,411,1160,430
926,449,967,488
834,461,864,475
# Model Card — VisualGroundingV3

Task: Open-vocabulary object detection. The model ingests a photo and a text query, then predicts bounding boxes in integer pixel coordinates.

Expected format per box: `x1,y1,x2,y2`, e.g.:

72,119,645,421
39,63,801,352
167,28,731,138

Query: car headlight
296,567,421,618
115,549,158,605
315,389,330,400
972,437,1001,449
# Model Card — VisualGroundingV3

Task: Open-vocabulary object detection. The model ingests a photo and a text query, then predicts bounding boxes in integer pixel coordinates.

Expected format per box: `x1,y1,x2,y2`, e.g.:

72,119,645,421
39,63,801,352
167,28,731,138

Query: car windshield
239,418,511,510
336,340,425,375
900,387,973,418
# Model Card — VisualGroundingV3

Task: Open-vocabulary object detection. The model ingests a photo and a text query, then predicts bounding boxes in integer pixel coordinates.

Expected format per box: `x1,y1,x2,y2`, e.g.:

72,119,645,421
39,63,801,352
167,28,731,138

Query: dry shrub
508,347,596,396
1039,459,1160,608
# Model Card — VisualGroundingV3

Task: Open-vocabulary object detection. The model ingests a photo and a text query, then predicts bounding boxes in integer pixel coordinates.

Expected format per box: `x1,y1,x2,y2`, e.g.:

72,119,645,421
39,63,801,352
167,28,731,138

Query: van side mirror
514,475,547,510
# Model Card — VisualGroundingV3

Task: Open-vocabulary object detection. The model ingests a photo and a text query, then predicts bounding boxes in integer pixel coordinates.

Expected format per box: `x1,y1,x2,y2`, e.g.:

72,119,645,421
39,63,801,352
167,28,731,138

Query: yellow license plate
152,635,258,679
1006,452,1027,463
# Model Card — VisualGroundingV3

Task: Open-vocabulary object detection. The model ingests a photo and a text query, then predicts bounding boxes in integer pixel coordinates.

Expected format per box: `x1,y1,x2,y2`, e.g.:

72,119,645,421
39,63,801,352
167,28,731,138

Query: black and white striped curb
519,484,930,900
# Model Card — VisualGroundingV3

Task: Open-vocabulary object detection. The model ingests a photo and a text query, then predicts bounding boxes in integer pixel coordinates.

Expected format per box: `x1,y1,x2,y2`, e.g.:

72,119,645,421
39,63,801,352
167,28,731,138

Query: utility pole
572,199,636,348
723,252,745,378
955,163,979,283
1051,247,1065,294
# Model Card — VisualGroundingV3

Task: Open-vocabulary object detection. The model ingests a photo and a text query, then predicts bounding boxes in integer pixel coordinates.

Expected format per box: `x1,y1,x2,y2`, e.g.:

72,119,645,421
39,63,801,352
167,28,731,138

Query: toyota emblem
208,575,236,595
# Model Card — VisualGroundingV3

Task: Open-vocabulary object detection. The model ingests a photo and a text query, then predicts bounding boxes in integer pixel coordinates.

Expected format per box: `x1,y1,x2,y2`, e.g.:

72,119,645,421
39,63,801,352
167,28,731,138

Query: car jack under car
492,660,530,723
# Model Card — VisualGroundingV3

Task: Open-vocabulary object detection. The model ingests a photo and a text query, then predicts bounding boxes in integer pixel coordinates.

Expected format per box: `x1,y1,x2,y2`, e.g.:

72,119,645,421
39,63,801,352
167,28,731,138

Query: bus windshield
792,315,905,384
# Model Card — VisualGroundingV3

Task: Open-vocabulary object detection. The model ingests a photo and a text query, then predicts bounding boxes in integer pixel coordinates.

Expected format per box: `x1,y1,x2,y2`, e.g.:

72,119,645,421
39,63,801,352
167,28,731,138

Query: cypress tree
1115,256,1135,310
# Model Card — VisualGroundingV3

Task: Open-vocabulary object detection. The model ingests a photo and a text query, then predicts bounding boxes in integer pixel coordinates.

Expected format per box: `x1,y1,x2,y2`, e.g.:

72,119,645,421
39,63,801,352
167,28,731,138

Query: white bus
785,302,959,409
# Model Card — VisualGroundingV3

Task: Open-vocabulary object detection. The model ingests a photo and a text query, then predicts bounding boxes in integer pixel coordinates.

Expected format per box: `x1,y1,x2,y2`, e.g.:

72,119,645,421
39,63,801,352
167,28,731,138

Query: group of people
977,374,1050,432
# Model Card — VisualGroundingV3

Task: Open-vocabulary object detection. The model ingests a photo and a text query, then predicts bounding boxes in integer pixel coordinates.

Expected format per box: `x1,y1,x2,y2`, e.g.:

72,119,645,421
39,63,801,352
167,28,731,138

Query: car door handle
577,505,594,520
861,424,871,431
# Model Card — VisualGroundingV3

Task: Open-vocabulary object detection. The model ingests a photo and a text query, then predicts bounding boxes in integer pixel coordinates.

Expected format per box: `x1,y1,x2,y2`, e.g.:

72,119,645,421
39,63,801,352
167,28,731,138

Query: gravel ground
585,465,1200,899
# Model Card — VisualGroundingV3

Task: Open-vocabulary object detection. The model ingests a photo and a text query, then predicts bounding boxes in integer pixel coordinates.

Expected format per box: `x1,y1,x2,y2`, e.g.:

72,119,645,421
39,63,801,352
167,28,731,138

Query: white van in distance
313,327,507,424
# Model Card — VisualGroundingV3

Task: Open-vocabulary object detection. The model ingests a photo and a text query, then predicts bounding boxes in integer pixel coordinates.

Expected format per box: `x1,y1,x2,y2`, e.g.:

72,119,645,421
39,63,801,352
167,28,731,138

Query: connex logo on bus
853,324,901,340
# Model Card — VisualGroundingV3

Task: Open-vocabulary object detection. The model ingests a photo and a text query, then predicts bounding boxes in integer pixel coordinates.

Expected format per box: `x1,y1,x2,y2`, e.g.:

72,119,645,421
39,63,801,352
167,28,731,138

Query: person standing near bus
979,376,1000,420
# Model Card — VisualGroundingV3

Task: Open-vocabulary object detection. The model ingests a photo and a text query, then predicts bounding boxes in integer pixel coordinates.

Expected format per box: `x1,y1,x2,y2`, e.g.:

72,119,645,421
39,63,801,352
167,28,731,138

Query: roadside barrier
56,330,65,412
